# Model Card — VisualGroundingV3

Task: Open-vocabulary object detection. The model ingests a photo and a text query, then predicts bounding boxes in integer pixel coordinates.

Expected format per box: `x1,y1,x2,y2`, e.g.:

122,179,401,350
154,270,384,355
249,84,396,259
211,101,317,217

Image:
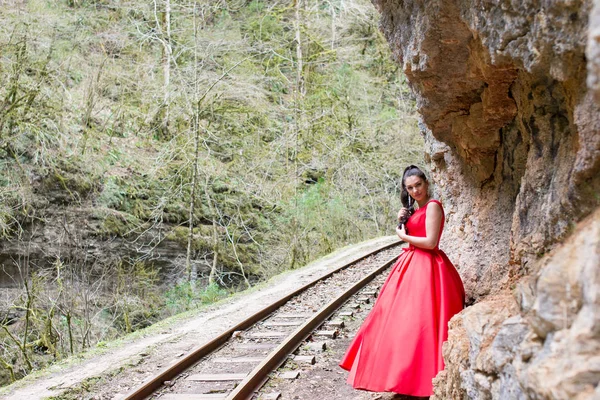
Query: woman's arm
395,202,442,250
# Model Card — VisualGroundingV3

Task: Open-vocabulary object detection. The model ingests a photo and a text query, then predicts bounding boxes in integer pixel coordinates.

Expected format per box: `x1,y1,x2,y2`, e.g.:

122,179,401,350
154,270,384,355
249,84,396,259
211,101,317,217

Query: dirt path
0,236,398,400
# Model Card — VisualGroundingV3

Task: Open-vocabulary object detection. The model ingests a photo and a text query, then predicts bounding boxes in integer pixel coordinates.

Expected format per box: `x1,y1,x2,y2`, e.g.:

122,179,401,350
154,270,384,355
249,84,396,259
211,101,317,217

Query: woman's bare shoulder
425,200,443,215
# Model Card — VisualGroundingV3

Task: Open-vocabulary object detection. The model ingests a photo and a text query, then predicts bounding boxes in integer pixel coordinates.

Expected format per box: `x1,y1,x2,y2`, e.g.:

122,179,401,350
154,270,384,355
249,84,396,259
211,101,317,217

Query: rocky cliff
372,0,600,398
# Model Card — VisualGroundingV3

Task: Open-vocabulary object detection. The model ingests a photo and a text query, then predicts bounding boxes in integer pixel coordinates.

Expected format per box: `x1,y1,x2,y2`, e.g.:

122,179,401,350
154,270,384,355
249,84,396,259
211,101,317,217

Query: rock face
434,210,599,399
372,0,600,398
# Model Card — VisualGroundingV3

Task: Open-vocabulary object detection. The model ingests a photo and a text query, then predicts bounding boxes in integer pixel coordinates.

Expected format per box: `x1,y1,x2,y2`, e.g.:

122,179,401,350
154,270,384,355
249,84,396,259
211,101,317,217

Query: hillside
0,0,421,385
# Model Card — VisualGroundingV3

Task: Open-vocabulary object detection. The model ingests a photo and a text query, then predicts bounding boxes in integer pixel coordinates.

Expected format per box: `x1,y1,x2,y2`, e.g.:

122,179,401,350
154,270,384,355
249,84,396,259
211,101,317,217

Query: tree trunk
185,1,201,286
209,219,219,285
294,0,304,96
203,179,219,285
185,108,201,285
328,1,336,49
291,0,305,268
163,0,171,136
154,0,171,139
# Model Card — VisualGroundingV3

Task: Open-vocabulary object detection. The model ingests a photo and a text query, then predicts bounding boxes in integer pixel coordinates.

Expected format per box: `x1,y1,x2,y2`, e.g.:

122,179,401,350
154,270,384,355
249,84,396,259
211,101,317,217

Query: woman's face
404,175,428,203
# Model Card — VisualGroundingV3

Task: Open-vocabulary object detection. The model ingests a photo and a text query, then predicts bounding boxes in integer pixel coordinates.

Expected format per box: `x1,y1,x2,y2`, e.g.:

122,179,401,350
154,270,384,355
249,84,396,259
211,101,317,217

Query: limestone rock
518,209,600,399
432,210,599,399
433,295,525,400
373,0,600,398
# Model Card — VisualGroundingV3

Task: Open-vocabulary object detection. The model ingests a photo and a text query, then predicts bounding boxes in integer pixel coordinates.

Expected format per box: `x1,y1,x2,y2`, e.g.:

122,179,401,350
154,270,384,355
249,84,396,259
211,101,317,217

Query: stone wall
372,0,600,397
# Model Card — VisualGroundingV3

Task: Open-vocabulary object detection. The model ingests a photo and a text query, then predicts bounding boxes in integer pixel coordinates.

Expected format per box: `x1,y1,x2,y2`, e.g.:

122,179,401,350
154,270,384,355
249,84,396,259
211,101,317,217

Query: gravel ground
0,236,399,400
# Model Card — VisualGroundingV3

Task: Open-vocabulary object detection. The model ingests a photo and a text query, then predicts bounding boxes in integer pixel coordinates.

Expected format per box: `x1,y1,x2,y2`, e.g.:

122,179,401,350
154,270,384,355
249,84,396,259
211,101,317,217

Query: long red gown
339,199,465,397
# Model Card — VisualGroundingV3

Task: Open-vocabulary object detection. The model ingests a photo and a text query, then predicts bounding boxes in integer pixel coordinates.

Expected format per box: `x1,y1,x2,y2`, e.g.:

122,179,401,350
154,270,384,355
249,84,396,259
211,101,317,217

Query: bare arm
395,202,442,250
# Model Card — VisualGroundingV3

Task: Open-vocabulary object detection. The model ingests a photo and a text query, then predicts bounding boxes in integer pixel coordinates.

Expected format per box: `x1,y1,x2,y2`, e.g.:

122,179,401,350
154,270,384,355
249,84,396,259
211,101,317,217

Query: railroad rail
123,239,403,400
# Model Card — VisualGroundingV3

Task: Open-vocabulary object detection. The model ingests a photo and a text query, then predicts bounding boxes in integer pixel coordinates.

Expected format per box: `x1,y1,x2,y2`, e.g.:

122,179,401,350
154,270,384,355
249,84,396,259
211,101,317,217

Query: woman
339,165,465,397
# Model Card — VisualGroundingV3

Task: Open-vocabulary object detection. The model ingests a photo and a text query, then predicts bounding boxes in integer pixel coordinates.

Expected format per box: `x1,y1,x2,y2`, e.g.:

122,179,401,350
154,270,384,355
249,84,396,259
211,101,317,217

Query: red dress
339,199,465,397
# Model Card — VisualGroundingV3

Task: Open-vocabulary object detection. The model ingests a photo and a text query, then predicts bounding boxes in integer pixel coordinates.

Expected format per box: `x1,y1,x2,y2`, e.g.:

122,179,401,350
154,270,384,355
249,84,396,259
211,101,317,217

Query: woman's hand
396,224,406,240
397,207,408,222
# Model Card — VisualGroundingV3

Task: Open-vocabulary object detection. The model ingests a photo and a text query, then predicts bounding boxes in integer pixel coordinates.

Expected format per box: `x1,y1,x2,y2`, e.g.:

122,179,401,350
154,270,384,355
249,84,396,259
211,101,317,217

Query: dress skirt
339,245,465,397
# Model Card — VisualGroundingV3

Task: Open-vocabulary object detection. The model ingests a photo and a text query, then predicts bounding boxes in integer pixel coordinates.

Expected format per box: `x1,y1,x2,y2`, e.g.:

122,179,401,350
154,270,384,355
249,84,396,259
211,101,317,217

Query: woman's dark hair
398,165,428,228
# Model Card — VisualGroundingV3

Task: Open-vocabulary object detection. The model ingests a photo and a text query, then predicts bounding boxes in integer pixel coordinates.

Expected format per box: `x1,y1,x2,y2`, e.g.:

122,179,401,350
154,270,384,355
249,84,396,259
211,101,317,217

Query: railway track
123,240,404,400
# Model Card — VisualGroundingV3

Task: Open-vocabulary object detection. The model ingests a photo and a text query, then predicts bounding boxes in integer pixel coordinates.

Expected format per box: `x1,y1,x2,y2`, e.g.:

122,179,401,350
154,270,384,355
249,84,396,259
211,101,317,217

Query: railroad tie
279,371,300,379
262,393,282,400
313,330,337,339
212,357,264,363
234,343,277,350
305,341,327,351
186,373,248,382
291,355,316,364
325,319,345,328
250,331,287,338
263,321,303,327
159,394,227,399
273,313,314,319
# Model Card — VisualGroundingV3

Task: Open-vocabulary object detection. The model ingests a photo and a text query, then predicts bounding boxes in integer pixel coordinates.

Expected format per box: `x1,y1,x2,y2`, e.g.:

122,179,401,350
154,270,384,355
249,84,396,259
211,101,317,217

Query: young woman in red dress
339,165,465,397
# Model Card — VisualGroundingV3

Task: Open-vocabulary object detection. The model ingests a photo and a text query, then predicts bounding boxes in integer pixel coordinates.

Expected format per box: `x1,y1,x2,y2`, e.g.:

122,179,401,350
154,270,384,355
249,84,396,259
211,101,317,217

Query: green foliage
96,177,126,210
97,211,142,238
111,262,161,333
247,0,266,14
246,15,284,43
166,225,213,252
165,281,195,312
165,282,228,313
199,282,228,304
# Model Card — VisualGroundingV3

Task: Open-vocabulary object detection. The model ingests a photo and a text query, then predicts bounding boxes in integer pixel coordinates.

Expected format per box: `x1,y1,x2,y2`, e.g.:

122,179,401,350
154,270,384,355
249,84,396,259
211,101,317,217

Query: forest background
0,0,421,385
